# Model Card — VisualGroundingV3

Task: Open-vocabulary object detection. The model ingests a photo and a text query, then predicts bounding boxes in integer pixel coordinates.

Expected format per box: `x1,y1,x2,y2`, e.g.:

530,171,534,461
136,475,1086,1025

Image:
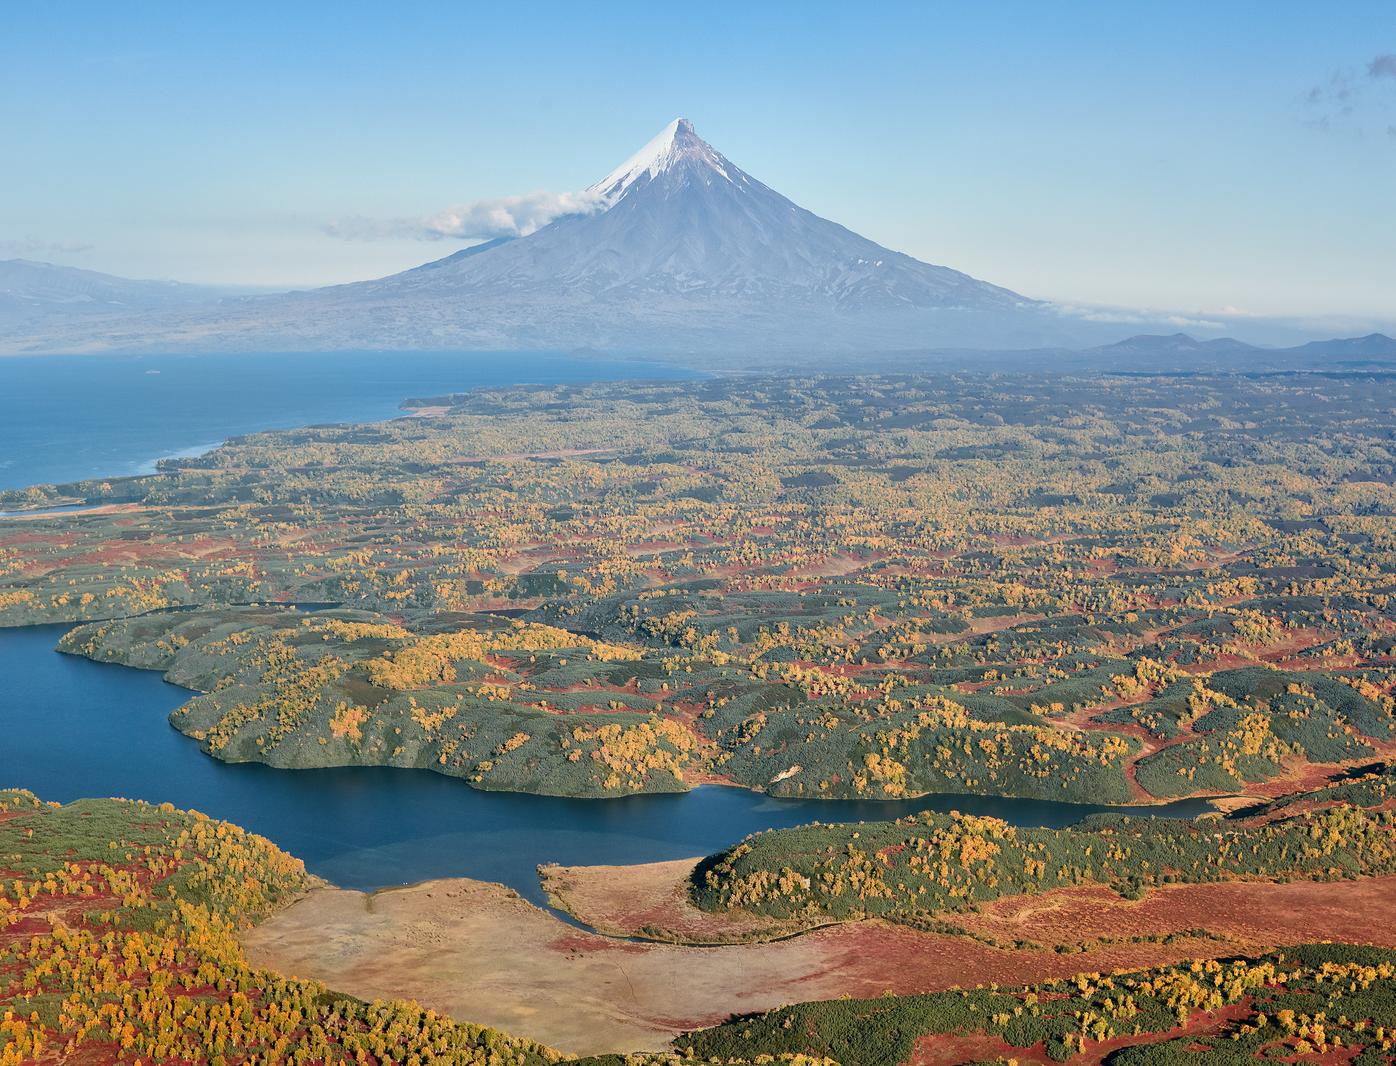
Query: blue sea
0,349,695,491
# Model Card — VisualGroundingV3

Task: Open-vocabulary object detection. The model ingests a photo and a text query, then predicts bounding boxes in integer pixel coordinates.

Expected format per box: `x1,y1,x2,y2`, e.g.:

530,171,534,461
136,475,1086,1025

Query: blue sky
3,2,1393,327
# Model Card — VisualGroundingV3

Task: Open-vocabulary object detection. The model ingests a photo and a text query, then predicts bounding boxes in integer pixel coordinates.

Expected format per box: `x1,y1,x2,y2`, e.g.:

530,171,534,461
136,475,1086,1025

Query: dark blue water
0,624,1212,901
0,350,693,491
0,351,1214,901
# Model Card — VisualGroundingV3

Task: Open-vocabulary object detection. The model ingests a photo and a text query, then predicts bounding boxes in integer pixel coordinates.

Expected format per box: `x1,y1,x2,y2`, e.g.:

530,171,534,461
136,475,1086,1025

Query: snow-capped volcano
2,117,1095,356
588,117,746,201
371,117,1031,314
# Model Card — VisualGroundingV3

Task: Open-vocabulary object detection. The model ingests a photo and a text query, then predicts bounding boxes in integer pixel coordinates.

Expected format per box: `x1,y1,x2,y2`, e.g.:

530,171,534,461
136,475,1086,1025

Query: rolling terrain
4,369,1396,1064
2,373,1393,810
7,787,1396,1062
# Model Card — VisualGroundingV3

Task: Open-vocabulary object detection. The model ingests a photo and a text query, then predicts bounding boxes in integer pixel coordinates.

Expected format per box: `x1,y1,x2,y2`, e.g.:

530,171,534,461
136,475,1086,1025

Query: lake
0,625,1211,903
0,350,1213,902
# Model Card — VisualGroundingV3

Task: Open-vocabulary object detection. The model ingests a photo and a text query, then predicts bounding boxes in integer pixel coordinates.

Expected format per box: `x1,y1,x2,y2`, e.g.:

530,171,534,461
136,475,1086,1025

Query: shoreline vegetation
4,369,1396,1062
46,604,1225,811
1,373,1392,811
538,762,1396,947
0,789,560,1066
6,788,1396,1063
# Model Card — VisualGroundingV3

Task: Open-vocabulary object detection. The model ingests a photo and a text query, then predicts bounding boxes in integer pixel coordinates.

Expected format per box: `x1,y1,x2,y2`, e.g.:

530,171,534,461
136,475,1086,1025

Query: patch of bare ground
1208,794,1265,814
908,1002,1256,1066
2,502,144,521
241,877,933,1056
244,876,1254,1057
957,875,1396,952
541,858,810,943
244,865,1396,1056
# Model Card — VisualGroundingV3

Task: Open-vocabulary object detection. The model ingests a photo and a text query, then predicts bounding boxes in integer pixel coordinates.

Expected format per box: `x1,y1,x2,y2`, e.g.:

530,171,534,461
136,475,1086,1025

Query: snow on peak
587,117,738,201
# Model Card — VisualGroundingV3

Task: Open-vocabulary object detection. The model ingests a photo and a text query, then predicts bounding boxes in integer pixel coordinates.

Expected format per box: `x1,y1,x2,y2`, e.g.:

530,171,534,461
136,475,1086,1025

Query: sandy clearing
0,503,145,521
244,877,882,1055
243,868,1396,1057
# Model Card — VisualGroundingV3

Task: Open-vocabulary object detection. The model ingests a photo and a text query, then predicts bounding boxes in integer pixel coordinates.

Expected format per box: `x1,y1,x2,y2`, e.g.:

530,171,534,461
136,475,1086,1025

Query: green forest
6,790,1396,1065
2,373,1392,807
4,371,1396,1064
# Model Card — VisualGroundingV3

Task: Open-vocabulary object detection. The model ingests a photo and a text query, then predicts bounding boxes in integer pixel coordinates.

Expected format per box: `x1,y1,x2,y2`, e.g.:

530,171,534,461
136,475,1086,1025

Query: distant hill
1089,330,1396,365
1095,332,1261,357
1286,332,1396,358
0,259,252,336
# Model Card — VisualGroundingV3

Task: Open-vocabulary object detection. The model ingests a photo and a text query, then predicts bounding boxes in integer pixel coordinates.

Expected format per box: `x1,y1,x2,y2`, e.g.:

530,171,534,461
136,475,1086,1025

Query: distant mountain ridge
0,259,239,324
2,119,1392,361
1096,332,1260,356
1287,332,1396,358
1092,331,1396,361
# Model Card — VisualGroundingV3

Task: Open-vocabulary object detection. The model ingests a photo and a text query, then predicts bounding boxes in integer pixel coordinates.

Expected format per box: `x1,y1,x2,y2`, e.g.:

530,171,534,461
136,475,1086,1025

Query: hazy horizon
4,2,1394,334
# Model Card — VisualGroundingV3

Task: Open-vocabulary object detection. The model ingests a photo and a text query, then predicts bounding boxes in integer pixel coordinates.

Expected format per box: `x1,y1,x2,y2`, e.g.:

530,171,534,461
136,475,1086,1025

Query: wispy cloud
1305,52,1396,137
0,236,93,257
1052,302,1230,331
326,190,608,242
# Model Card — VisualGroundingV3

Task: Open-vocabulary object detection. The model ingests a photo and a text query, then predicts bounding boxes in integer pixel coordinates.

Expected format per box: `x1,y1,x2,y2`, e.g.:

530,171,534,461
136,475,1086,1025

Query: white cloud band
326,190,609,242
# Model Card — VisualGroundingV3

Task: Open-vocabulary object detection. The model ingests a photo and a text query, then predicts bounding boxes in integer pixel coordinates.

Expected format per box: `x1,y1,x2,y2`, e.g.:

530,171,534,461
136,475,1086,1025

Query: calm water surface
0,350,693,490
0,352,1213,900
0,625,1211,901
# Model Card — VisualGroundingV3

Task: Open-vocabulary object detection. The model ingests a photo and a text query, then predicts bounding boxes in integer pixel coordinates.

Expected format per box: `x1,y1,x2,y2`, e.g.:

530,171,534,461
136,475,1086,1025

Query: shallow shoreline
243,866,1396,1055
